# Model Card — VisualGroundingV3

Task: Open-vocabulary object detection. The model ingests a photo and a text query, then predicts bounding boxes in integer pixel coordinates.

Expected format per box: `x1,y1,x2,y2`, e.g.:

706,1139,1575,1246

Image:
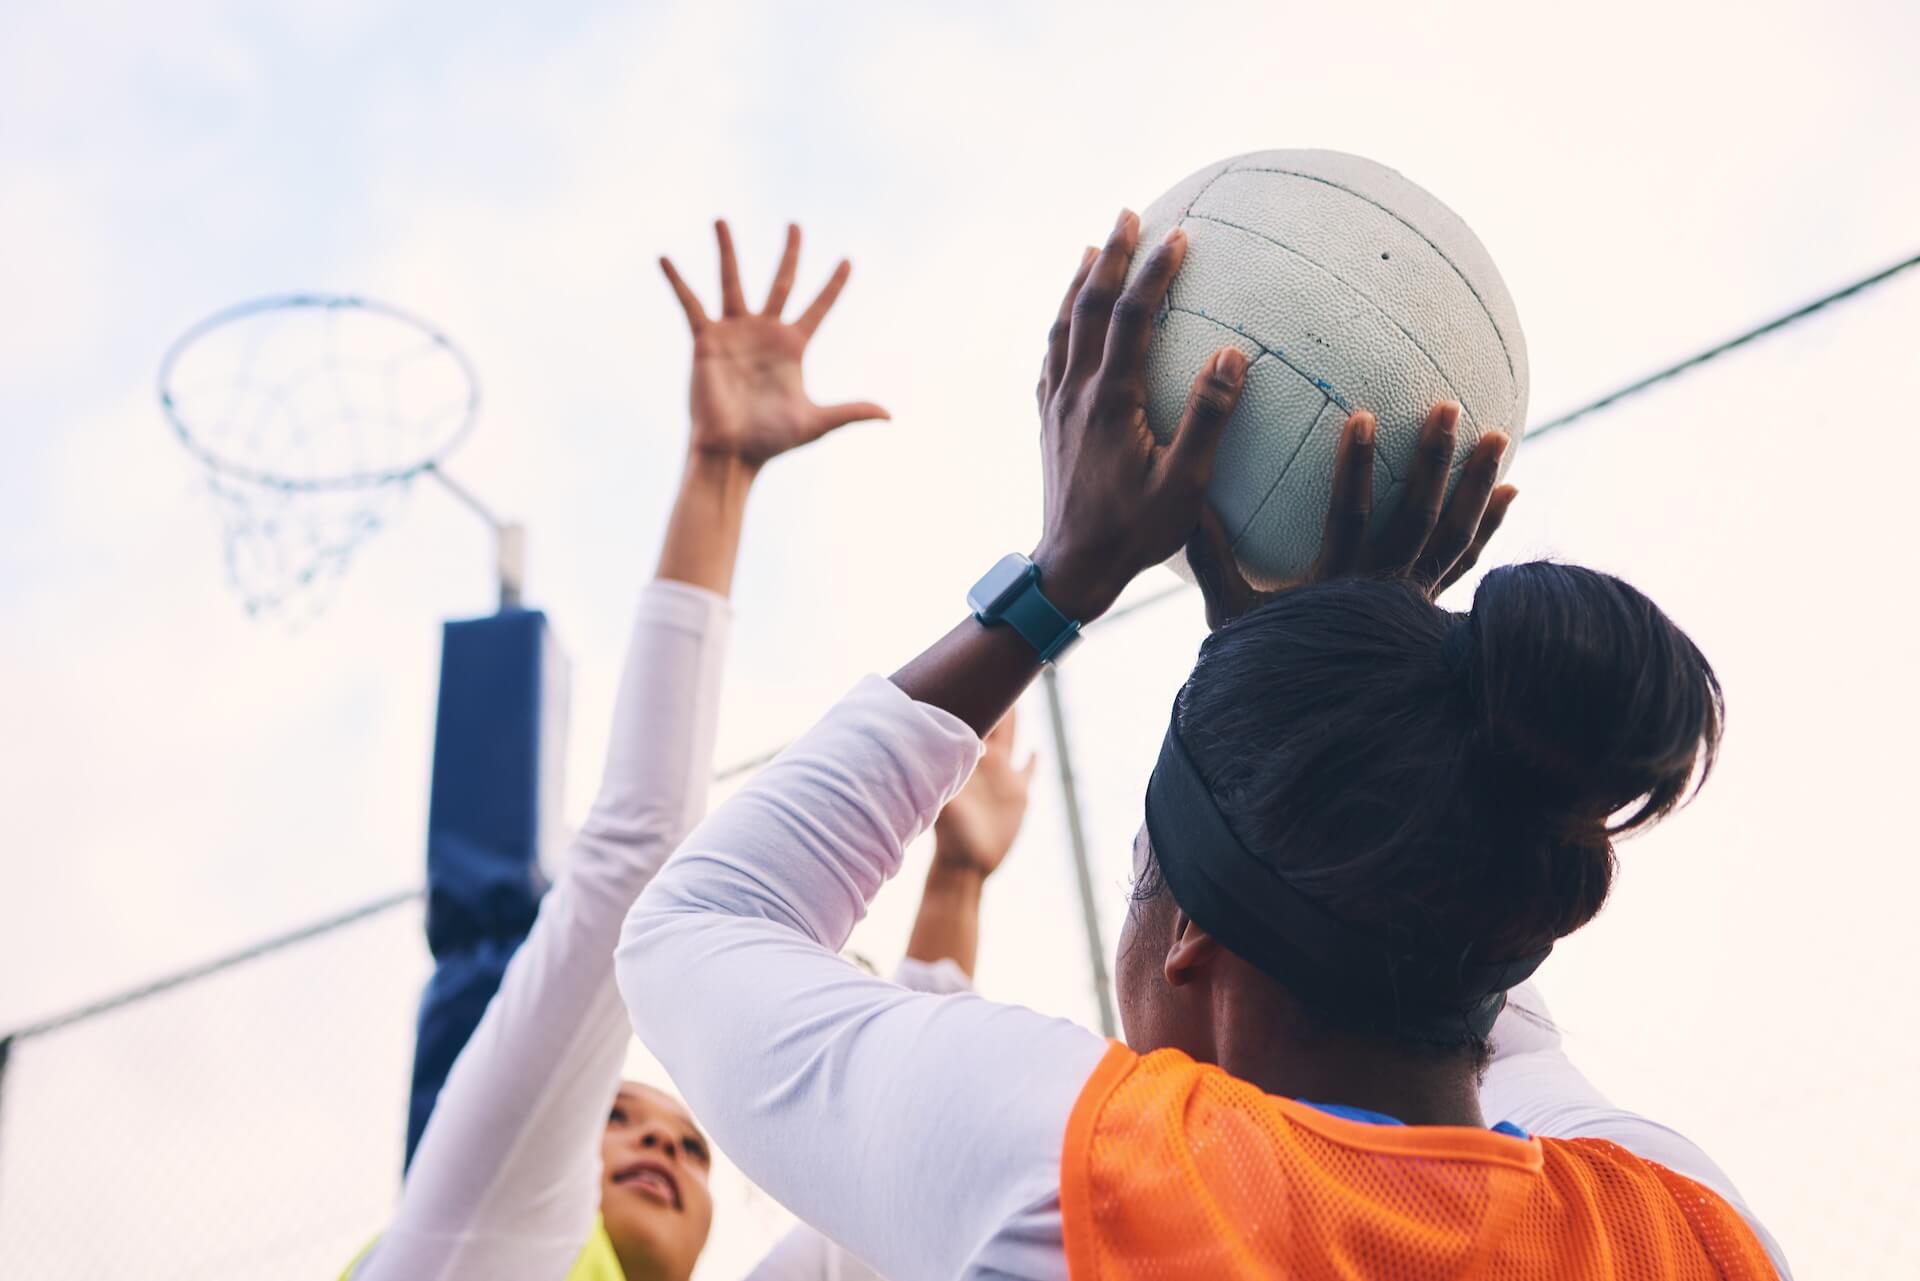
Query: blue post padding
406,608,563,1166
406,939,520,1158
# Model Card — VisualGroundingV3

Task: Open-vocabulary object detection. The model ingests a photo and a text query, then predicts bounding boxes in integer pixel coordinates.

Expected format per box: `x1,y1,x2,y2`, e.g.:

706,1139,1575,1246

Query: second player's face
598,1082,715,1281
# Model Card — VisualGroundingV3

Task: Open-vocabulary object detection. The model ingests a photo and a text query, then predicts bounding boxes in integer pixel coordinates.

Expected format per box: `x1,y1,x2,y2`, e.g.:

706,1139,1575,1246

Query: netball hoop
157,294,524,617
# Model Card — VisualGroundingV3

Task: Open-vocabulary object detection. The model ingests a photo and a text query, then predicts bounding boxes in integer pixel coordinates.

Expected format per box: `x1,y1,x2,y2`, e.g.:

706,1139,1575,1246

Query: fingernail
1163,226,1187,248
1115,207,1135,231
1220,349,1247,380
1353,413,1375,446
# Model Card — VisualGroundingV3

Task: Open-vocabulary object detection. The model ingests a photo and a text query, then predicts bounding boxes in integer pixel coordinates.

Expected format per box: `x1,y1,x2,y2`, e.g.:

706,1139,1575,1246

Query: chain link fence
0,901,423,1280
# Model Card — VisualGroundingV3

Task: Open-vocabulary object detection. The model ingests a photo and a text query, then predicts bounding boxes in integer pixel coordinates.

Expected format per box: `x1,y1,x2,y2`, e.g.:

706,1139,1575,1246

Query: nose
635,1120,679,1161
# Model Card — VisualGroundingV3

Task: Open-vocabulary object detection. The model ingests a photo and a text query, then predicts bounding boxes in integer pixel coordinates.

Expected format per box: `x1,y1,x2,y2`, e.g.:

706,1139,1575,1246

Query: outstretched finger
715,220,749,317
794,259,852,338
659,257,708,330
1166,347,1248,488
763,223,802,317
1101,225,1186,389
1435,484,1517,594
1042,246,1098,406
1312,412,1376,581
1413,431,1508,589
1369,402,1458,572
1064,209,1140,379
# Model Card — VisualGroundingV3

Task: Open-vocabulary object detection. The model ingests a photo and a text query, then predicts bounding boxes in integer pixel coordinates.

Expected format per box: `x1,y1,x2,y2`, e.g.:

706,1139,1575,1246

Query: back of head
1170,561,1723,1043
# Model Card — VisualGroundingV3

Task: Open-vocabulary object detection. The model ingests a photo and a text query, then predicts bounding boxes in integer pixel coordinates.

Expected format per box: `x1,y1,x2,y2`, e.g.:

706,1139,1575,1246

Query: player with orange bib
616,211,1790,1279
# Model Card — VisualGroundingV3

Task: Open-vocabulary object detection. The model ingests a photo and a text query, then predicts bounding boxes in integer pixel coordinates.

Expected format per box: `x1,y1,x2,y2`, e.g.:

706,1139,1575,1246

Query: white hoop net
158,296,480,617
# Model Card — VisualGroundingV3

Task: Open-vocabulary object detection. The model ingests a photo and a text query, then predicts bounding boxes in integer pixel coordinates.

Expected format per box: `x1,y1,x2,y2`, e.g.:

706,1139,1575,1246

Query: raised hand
1185,403,1518,630
1028,210,1249,623
660,221,888,469
932,710,1037,879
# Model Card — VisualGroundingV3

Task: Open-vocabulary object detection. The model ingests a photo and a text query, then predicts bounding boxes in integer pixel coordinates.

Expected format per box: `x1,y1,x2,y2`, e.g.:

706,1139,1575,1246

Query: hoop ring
157,293,482,492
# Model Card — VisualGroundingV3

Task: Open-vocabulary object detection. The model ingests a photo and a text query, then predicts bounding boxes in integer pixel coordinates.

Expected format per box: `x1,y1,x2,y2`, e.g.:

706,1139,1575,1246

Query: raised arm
904,709,1035,976
358,221,884,1281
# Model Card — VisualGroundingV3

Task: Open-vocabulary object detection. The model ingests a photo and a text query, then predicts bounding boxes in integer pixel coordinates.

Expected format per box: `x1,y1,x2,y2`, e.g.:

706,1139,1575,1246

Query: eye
608,1106,628,1125
683,1135,709,1163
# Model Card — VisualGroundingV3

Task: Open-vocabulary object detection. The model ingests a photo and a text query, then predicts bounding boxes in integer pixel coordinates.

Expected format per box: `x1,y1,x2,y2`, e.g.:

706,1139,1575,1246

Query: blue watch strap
1000,580,1080,662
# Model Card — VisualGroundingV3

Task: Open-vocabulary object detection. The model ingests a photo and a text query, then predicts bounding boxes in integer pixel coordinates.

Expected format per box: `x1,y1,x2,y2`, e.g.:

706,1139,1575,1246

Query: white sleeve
357,580,729,1281
739,955,980,1281
1483,982,1793,1279
617,676,1104,1281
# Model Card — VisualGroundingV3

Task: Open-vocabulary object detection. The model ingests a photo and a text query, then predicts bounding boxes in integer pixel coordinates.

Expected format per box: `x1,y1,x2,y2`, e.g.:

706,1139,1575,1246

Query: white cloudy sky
2,0,1917,1277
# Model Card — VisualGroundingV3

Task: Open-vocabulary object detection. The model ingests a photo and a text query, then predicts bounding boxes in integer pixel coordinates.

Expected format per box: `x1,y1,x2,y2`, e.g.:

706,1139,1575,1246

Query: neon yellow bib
341,1214,625,1280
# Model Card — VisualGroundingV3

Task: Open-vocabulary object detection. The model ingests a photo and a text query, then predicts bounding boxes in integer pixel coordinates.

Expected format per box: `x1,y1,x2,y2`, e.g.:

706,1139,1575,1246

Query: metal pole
1042,666,1118,1038
421,464,524,610
0,1034,12,1212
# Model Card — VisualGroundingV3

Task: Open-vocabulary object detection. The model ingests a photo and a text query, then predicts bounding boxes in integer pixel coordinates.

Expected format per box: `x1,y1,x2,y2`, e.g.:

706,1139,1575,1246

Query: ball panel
1232,398,1355,584
1141,309,1326,540
1168,215,1480,448
1188,168,1518,433
1226,148,1530,424
1131,156,1238,267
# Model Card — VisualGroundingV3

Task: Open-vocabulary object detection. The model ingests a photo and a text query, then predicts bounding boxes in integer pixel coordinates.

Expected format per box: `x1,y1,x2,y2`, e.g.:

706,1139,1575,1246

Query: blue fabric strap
1000,576,1080,662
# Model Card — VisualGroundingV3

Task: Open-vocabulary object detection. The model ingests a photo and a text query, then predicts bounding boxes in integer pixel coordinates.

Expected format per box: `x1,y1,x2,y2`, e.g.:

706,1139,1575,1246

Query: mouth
612,1157,682,1211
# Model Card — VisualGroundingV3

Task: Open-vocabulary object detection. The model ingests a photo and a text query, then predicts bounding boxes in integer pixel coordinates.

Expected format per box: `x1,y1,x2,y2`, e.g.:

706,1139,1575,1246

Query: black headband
1143,709,1550,1042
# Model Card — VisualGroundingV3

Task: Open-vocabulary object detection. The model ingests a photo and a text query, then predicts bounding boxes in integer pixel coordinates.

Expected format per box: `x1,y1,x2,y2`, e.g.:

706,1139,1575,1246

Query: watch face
967,553,1036,617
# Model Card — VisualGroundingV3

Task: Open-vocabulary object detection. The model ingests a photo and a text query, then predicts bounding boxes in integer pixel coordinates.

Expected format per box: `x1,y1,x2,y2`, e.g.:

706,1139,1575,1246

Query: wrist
680,449,760,498
926,846,994,890
1028,540,1130,624
655,452,755,596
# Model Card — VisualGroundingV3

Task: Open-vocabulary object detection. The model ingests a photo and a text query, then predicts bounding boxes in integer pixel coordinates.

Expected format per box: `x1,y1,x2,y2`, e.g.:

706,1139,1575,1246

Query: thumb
809,400,891,438
1185,505,1259,631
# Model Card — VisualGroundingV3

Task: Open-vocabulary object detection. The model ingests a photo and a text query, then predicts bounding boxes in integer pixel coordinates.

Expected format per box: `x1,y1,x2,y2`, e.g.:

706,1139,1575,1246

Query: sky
2,0,1917,1276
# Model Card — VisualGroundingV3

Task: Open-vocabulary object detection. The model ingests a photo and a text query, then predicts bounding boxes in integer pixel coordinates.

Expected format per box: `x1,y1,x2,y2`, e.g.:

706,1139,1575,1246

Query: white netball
1127,150,1529,585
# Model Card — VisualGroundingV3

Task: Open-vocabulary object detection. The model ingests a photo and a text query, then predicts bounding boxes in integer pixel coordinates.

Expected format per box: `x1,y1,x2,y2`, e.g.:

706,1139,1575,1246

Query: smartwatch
967,553,1082,663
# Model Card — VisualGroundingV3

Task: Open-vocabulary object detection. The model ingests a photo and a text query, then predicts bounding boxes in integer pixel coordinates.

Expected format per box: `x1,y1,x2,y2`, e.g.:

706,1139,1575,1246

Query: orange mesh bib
1061,1043,1775,1280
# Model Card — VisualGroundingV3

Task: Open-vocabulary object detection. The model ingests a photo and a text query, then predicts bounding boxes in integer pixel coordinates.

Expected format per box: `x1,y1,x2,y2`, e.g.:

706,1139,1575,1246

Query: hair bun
1464,563,1724,845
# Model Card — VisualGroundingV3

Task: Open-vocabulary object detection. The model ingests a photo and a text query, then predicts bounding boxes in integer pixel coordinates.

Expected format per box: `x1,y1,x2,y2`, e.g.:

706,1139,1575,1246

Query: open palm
661,221,887,467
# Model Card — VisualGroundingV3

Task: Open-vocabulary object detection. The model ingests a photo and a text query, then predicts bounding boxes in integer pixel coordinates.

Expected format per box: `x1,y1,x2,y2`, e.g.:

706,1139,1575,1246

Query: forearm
890,616,1045,738
904,857,987,976
655,452,756,596
889,545,1124,737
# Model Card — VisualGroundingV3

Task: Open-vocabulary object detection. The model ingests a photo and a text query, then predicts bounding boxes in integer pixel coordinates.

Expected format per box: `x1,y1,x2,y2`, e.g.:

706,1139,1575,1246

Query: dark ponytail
1168,561,1723,1040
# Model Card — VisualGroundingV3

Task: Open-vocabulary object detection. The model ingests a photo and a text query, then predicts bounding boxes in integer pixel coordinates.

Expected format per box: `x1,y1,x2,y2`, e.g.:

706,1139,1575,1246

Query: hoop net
158,295,480,617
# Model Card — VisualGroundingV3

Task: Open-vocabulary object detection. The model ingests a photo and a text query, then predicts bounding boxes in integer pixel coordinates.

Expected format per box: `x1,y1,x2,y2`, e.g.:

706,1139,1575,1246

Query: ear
1162,908,1221,987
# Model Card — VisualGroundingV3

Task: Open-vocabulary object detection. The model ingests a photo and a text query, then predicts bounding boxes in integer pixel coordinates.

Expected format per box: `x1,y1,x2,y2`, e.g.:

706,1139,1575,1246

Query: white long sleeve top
356,580,732,1281
617,675,1791,1281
